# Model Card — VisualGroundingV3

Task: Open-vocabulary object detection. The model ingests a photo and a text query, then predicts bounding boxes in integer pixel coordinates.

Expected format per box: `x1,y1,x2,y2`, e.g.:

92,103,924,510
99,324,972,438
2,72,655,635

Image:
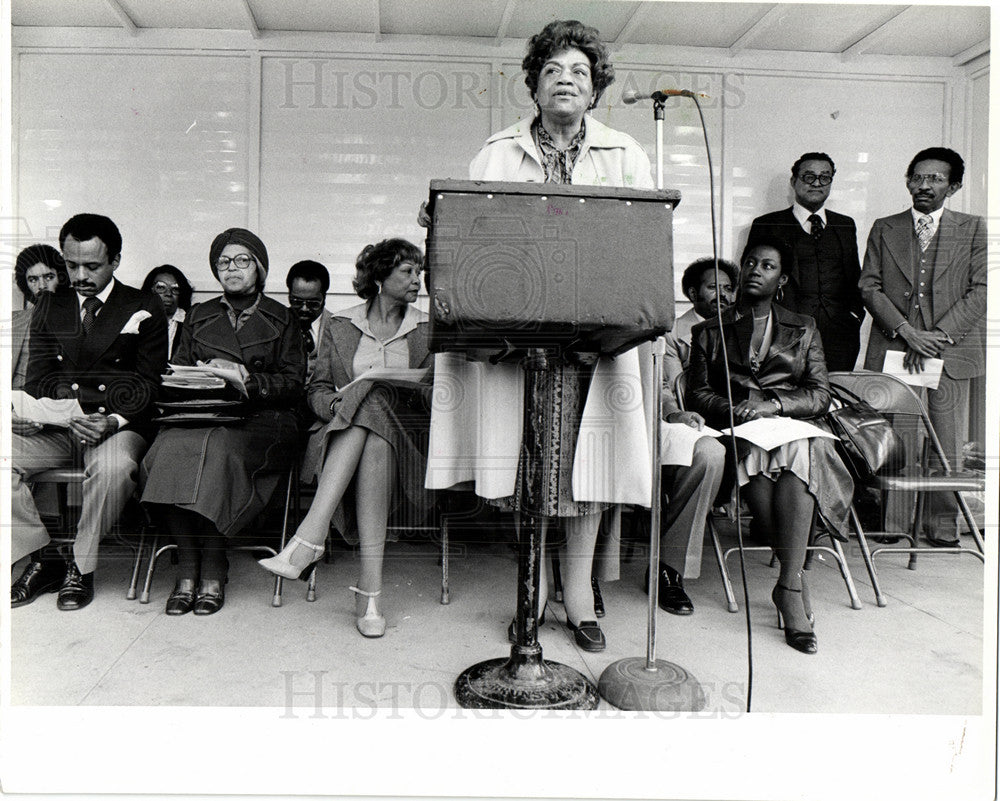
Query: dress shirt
791,202,827,233
910,206,945,239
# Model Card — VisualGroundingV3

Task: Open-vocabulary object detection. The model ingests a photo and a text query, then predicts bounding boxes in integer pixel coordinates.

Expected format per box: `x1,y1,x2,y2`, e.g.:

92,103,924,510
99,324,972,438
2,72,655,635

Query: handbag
824,384,906,481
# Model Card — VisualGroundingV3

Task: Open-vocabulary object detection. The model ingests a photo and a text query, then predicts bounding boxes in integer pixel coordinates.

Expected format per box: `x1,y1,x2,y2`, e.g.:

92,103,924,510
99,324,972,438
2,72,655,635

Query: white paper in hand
882,350,943,390
660,420,723,466
12,390,85,427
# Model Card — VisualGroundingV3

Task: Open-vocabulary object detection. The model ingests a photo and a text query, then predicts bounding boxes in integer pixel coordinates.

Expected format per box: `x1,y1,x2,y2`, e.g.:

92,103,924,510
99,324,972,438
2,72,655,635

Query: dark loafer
57,562,94,611
591,576,605,618
165,579,198,615
645,562,694,615
192,580,225,616
11,559,64,608
567,619,606,652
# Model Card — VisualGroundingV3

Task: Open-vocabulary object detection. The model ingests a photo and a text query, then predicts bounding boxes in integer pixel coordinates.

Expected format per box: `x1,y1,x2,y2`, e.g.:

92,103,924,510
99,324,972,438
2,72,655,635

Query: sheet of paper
723,416,837,450
12,390,85,427
881,349,943,390
338,366,430,393
659,420,723,467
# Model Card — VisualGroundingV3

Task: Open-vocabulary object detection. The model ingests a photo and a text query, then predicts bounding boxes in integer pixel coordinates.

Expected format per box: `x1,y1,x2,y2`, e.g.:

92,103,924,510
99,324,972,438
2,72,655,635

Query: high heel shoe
771,584,817,654
801,579,815,626
350,586,385,638
507,607,547,644
257,535,324,580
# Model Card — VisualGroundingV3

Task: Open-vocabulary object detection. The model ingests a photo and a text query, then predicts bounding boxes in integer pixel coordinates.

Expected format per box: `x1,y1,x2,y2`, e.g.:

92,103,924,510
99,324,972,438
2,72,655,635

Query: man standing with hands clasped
859,147,986,546
10,213,168,609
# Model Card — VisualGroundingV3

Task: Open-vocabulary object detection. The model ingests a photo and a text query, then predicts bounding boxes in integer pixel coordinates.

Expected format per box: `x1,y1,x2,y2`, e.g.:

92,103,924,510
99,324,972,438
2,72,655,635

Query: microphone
622,89,706,104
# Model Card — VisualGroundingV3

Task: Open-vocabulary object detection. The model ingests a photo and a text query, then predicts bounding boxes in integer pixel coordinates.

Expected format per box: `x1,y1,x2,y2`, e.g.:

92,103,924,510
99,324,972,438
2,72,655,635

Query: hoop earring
776,286,785,303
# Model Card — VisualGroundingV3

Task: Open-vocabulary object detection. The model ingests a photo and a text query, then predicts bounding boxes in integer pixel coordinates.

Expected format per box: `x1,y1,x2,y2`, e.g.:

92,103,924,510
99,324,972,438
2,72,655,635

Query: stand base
598,657,706,711
455,656,599,710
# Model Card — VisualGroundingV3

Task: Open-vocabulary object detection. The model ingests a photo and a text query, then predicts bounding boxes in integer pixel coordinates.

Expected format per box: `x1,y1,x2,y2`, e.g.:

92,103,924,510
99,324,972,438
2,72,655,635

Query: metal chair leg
709,517,738,612
848,504,885,607
140,537,175,604
440,514,450,605
826,538,862,610
126,527,147,600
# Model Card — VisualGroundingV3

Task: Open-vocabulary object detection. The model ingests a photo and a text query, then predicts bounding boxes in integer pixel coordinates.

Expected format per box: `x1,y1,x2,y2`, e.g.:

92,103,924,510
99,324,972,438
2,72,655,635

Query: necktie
808,214,824,240
916,214,934,252
302,328,316,355
81,296,102,335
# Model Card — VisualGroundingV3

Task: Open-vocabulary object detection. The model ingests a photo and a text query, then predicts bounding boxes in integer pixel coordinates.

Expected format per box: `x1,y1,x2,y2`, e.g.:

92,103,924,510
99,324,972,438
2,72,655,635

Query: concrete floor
9,520,987,715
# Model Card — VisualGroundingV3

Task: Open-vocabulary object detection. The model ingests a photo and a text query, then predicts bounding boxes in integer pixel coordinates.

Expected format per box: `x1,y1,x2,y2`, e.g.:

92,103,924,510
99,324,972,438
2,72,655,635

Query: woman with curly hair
259,238,432,638
425,20,656,652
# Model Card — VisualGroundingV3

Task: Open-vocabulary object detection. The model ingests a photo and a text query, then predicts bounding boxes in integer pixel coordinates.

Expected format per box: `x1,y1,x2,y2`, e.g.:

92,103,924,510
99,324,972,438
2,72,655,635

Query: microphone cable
684,93,755,713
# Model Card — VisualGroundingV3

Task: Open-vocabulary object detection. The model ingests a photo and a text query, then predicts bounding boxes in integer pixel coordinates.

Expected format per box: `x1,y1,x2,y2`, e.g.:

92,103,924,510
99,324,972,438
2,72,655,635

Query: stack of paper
12,391,85,427
162,365,226,390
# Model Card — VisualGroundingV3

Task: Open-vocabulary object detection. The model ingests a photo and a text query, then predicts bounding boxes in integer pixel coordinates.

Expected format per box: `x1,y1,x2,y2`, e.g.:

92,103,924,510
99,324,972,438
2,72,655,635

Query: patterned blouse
532,117,586,184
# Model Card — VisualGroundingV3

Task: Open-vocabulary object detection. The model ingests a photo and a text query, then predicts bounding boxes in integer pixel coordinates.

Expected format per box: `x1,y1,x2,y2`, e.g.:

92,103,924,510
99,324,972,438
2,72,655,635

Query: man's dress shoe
645,562,694,615
57,562,94,611
11,560,63,608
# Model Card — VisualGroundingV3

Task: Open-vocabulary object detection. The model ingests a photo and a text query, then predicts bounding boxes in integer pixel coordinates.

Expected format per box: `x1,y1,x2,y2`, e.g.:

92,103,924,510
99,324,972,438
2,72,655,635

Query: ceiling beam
104,0,136,36
840,6,910,59
372,0,382,43
728,5,782,56
239,0,261,40
612,1,648,49
495,0,516,47
953,38,989,66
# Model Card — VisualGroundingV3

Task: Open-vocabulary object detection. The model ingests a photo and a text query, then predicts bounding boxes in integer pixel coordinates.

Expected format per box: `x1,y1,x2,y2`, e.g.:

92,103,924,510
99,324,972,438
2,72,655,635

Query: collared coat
26,281,168,439
686,304,853,536
140,294,305,536
860,208,987,380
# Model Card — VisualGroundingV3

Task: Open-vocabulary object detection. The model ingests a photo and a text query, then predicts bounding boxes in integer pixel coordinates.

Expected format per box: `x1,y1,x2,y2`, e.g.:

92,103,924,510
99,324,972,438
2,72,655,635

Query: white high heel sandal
257,535,324,580
349,586,385,638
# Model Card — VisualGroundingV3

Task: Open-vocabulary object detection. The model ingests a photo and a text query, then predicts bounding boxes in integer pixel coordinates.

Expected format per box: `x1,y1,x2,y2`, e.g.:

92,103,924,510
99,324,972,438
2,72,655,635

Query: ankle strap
290,535,324,553
776,583,802,593
349,586,381,598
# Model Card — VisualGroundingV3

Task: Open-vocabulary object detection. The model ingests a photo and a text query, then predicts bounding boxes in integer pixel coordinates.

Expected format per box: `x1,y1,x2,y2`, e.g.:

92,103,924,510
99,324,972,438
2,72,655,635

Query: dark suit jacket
173,294,306,408
859,208,987,380
747,207,864,320
686,304,831,430
26,281,168,435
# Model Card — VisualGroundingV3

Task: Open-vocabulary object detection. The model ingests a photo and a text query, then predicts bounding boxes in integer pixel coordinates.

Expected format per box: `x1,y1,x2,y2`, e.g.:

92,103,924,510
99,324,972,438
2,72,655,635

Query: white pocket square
119,310,152,335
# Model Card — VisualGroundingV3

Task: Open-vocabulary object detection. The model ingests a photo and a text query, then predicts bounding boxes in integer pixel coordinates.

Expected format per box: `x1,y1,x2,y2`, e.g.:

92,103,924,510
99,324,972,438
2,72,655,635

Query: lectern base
455,648,599,710
598,657,706,711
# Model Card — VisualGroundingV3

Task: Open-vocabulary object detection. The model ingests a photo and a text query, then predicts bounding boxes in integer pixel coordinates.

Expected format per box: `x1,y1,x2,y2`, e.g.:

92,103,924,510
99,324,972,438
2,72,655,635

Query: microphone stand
598,95,706,711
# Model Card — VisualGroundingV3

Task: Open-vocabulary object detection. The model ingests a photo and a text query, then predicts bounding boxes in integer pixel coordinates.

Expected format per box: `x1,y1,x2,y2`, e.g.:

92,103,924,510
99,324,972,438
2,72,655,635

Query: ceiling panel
248,0,374,33
626,2,772,48
381,0,510,38
12,0,120,28
865,4,990,57
741,4,911,53
504,0,638,41
120,0,247,30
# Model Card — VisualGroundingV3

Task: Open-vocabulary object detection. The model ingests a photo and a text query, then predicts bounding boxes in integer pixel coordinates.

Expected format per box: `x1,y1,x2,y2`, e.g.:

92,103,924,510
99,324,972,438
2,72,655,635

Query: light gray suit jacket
860,208,986,380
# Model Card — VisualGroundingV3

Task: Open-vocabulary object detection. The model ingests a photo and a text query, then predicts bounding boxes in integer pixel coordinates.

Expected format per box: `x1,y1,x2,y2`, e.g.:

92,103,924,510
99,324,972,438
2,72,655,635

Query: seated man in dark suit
285,259,332,382
747,152,864,371
10,213,168,610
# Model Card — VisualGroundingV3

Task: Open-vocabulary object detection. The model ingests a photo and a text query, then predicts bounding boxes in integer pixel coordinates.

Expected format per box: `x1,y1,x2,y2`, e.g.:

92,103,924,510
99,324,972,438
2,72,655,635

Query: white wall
10,27,987,311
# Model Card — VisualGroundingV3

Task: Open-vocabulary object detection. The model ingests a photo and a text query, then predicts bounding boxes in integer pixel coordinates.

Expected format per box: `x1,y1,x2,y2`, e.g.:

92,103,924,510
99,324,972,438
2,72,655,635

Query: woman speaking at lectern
425,20,656,652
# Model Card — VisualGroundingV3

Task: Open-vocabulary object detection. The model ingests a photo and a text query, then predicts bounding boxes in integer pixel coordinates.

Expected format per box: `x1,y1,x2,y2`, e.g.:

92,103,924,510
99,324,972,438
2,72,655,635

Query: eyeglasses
907,173,949,187
288,296,324,311
798,172,833,186
152,281,181,297
216,254,257,271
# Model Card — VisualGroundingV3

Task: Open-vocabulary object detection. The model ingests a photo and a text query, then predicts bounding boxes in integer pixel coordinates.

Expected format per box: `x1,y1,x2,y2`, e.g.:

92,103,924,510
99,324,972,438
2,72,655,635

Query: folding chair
828,371,985,607
673,371,863,612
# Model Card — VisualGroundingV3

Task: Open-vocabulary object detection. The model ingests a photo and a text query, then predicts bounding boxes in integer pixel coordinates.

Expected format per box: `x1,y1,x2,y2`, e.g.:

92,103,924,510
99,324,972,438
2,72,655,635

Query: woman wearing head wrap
140,228,305,616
